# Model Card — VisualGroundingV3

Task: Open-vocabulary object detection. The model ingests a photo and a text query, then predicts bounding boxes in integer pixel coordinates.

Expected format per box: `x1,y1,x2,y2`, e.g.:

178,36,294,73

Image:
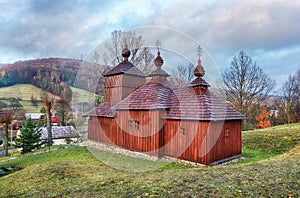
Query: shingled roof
85,102,115,117
41,126,77,140
164,86,245,121
189,77,210,87
115,78,174,110
103,61,144,77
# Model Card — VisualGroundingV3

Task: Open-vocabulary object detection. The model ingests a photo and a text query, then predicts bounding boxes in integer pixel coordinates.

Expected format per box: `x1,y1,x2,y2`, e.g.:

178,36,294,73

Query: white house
41,126,78,145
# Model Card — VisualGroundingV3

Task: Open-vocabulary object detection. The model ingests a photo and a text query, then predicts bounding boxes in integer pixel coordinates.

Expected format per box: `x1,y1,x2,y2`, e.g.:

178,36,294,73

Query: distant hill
0,58,105,98
1,58,80,84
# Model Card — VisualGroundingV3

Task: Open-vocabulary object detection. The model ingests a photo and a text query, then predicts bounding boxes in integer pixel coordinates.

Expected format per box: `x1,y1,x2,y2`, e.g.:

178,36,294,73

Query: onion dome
122,45,131,61
148,50,170,78
194,58,205,77
154,51,164,69
190,45,210,88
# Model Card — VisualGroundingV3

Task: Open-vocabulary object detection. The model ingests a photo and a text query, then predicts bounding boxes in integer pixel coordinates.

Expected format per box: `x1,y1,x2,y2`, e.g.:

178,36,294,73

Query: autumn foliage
255,106,271,129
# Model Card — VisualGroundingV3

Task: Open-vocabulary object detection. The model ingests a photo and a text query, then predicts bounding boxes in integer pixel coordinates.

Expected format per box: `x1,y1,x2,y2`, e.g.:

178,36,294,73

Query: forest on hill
0,58,105,99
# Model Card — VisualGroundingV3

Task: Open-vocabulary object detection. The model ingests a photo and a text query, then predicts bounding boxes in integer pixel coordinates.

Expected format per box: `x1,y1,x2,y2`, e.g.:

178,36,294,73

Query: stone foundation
87,140,205,167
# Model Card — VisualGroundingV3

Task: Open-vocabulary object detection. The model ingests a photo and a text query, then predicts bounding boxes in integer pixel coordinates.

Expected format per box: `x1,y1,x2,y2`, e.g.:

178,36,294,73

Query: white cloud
0,0,299,87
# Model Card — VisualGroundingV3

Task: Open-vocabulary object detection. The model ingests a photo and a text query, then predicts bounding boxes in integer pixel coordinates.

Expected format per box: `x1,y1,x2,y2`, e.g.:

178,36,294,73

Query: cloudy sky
0,0,299,88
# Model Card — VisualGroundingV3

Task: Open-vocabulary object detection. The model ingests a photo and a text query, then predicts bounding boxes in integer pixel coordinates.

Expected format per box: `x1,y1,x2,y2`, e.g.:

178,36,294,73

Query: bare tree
275,71,300,124
0,110,14,156
136,47,155,75
222,51,275,115
281,74,298,123
171,63,195,85
40,90,55,148
55,98,73,126
102,30,154,74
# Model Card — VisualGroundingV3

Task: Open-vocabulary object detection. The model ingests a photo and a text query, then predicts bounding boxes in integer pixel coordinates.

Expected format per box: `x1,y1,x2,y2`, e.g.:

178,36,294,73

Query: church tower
102,46,145,103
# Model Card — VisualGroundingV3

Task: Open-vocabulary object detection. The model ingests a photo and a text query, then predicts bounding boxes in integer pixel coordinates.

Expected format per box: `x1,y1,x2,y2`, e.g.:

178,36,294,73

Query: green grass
0,84,60,113
0,123,299,197
0,84,42,100
0,84,96,113
70,86,96,103
241,123,300,163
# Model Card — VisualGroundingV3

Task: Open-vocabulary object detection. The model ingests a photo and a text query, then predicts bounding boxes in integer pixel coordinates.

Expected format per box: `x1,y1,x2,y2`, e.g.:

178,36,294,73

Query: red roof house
87,46,244,165
50,116,62,124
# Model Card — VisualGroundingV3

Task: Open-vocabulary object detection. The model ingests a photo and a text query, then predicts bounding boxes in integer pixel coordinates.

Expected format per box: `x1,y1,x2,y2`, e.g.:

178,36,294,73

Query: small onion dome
148,50,169,78
154,51,164,69
122,47,131,61
194,58,205,77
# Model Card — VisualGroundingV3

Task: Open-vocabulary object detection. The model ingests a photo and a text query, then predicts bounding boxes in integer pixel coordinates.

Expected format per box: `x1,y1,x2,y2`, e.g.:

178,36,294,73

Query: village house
87,45,244,165
41,126,78,145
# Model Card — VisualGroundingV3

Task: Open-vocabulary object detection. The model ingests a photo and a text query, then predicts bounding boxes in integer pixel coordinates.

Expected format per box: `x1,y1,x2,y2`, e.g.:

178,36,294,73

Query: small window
128,120,133,130
225,128,230,137
180,127,186,135
134,121,140,130
128,120,140,130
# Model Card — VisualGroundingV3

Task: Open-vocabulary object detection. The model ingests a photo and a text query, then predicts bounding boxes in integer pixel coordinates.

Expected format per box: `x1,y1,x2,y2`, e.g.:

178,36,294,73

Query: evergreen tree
14,118,43,155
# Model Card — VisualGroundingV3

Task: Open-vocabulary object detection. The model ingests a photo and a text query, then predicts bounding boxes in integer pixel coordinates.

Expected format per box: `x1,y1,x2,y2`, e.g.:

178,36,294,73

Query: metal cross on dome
155,40,162,51
197,45,202,59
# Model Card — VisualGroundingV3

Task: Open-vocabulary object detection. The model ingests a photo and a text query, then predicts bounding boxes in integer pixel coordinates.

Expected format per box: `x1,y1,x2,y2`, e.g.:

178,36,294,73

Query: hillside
0,58,105,96
0,123,299,197
0,58,81,84
0,84,60,113
0,84,94,114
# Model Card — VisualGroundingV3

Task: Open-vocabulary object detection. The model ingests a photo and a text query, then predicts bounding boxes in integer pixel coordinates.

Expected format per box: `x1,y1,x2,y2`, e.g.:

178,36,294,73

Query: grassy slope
0,84,60,113
0,124,299,197
70,86,95,103
0,84,95,113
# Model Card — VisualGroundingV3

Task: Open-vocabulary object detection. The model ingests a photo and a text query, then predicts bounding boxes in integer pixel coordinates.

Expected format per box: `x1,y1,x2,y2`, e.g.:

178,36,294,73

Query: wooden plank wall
88,114,242,164
205,120,242,164
88,110,162,155
88,116,116,145
162,120,208,164
162,120,242,164
104,74,145,103
122,75,145,88
115,110,161,154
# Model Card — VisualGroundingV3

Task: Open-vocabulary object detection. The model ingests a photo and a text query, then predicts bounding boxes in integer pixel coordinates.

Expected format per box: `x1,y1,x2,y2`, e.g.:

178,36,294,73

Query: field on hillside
70,86,96,103
0,124,299,197
0,84,61,113
0,84,96,113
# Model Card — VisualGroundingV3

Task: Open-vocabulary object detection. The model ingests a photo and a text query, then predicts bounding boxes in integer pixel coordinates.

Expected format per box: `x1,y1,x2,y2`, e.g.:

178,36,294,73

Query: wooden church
87,45,244,165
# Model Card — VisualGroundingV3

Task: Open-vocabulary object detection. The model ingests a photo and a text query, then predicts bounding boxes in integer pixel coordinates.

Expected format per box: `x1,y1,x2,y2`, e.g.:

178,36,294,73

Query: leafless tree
276,71,300,124
0,110,14,156
281,74,298,123
136,47,155,75
55,98,73,126
222,51,275,115
40,90,55,148
171,63,195,85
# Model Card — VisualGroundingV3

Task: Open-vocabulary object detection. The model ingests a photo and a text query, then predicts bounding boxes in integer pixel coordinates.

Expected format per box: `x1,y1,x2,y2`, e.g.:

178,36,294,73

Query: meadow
0,123,299,197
